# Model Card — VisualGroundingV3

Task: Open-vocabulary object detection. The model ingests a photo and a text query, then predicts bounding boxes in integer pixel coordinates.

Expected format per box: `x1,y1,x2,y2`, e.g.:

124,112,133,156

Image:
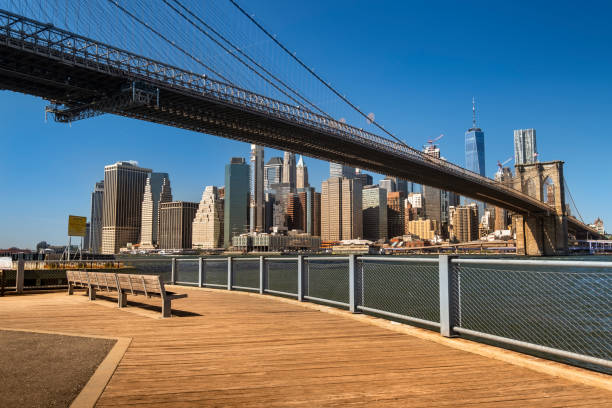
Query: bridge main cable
107,0,231,84
166,0,334,120
228,0,409,148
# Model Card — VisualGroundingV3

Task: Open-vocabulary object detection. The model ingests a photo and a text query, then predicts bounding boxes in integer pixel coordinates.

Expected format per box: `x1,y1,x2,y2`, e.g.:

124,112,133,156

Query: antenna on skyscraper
472,97,477,128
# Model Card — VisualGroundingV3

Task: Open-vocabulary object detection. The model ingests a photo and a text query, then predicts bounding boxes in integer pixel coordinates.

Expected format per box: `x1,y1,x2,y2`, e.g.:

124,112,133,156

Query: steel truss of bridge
0,8,601,237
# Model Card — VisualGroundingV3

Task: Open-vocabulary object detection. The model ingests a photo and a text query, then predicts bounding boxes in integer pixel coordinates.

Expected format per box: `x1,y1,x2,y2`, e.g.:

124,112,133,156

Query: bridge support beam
514,214,568,256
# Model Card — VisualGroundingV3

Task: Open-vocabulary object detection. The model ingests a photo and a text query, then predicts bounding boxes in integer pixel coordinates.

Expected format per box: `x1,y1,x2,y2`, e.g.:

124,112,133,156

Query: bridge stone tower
512,161,568,256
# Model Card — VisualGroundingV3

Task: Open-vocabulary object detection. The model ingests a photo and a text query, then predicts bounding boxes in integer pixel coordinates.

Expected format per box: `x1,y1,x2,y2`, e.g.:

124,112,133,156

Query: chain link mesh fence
119,258,172,282
359,259,440,325
233,259,260,290
23,270,67,288
204,259,228,286
176,259,198,285
266,259,298,296
453,261,612,367
305,259,349,305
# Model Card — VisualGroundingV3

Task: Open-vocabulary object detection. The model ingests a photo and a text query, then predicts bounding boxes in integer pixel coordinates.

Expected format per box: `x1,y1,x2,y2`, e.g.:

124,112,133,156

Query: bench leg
88,286,96,301
68,283,74,295
118,291,127,308
162,298,171,318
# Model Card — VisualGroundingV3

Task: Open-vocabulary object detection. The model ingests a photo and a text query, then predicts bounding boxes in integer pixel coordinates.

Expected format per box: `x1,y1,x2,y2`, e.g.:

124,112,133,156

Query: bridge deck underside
0,43,549,216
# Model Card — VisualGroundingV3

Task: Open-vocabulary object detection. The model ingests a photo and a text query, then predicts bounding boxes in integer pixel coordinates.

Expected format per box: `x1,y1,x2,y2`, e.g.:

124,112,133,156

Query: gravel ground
0,330,116,408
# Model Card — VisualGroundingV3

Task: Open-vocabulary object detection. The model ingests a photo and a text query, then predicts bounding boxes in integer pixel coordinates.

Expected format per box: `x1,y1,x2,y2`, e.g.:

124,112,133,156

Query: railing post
439,255,458,337
170,257,176,284
227,256,233,291
297,255,305,301
16,252,24,294
259,256,265,294
348,254,359,313
198,257,203,288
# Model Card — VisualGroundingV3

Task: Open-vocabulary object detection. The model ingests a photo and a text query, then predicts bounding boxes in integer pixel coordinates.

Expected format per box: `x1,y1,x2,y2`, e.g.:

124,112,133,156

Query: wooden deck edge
0,327,132,408
169,285,612,392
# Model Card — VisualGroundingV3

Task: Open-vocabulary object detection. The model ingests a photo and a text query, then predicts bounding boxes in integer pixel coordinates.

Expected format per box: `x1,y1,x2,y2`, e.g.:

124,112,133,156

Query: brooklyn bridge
0,2,602,255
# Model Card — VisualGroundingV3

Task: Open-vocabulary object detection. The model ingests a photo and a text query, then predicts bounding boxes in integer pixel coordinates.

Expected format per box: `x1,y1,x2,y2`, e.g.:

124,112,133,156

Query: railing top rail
358,257,439,263
451,258,612,269
265,257,299,261
305,256,349,261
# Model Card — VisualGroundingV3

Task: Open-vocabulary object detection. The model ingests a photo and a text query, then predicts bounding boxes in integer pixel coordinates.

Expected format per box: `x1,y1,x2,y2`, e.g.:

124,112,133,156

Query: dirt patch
0,330,116,408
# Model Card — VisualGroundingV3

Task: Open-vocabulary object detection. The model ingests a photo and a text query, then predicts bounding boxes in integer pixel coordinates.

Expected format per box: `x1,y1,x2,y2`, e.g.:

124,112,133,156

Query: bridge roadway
0,10,601,237
1,288,611,406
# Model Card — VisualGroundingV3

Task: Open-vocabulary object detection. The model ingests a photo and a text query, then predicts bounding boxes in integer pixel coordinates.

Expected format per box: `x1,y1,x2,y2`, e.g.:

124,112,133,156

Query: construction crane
497,156,513,170
423,134,444,150
496,156,513,178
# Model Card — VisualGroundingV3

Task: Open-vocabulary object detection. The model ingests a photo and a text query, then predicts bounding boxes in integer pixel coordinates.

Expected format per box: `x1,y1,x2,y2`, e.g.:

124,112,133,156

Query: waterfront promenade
1,287,611,407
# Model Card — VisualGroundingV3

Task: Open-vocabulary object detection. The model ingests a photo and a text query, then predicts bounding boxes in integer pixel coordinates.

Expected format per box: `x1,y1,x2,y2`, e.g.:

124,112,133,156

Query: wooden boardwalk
1,287,610,407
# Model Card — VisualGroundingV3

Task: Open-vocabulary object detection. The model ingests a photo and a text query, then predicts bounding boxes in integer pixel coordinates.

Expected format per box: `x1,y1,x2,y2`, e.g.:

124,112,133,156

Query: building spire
472,97,477,128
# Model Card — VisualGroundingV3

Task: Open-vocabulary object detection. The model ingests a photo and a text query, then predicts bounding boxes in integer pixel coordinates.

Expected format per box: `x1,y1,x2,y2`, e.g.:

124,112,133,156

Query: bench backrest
68,270,165,298
116,273,163,297
67,270,90,285
89,271,119,291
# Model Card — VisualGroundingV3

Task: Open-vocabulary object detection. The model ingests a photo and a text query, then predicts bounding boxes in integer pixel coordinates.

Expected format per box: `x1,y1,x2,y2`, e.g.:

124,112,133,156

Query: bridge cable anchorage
167,0,334,120
106,0,231,84
228,0,409,148
161,0,332,120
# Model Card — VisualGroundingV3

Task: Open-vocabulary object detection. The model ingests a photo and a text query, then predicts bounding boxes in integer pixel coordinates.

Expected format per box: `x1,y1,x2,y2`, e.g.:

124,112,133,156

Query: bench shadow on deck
0,287,610,407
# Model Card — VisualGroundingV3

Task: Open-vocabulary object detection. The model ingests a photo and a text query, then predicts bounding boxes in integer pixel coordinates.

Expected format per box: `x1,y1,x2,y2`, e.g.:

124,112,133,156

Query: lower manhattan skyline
1,0,611,248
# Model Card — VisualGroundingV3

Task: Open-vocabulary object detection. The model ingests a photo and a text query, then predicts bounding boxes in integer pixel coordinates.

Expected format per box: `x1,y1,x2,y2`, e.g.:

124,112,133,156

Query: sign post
67,215,87,261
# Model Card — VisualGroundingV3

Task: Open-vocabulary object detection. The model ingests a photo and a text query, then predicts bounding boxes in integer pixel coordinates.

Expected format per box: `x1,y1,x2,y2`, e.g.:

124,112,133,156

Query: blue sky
1,0,611,248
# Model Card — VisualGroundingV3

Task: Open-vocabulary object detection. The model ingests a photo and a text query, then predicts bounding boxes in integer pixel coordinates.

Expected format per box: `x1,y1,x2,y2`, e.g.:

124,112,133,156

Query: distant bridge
0,8,603,247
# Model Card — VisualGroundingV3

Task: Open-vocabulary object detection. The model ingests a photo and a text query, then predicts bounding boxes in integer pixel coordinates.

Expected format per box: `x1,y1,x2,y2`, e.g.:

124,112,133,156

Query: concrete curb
169,285,612,392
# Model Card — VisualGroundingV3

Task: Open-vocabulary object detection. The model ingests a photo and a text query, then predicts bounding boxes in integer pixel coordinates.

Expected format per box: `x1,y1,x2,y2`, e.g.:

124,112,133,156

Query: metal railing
168,254,612,373
3,254,610,372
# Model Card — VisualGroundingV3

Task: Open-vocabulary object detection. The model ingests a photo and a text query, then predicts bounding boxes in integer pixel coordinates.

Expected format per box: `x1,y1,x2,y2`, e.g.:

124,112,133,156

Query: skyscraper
421,145,448,236
89,180,104,254
330,162,356,179
355,169,373,187
224,157,250,248
282,151,296,188
362,185,387,241
321,177,343,241
140,172,171,249
101,161,151,254
192,186,224,249
449,203,479,243
264,157,283,192
158,201,198,249
465,98,486,176
250,145,265,232
387,191,405,238
341,178,363,240
296,155,309,189
394,177,411,195
514,129,538,165
379,177,396,193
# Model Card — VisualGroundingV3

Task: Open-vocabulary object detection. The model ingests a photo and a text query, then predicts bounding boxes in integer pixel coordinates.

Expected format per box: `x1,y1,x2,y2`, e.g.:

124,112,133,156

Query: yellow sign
68,215,87,237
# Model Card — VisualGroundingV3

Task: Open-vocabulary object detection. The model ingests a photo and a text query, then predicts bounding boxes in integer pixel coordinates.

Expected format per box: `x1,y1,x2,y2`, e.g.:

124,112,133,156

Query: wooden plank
0,290,609,407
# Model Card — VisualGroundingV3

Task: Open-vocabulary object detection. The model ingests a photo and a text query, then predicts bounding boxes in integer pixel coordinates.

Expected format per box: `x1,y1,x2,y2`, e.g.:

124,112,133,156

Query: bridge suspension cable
227,0,409,148
161,0,332,119
564,177,585,223
106,0,231,84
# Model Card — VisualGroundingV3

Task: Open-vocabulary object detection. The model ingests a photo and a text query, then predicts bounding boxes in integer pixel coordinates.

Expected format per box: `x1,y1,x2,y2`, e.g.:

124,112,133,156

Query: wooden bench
67,270,92,296
66,271,187,318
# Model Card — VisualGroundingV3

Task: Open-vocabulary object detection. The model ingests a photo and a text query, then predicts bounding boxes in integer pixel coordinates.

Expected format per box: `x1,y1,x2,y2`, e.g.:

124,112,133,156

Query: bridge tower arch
512,161,568,256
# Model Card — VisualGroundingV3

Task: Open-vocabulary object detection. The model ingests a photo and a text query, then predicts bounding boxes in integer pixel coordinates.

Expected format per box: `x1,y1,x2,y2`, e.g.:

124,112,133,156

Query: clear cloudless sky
1,0,611,248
